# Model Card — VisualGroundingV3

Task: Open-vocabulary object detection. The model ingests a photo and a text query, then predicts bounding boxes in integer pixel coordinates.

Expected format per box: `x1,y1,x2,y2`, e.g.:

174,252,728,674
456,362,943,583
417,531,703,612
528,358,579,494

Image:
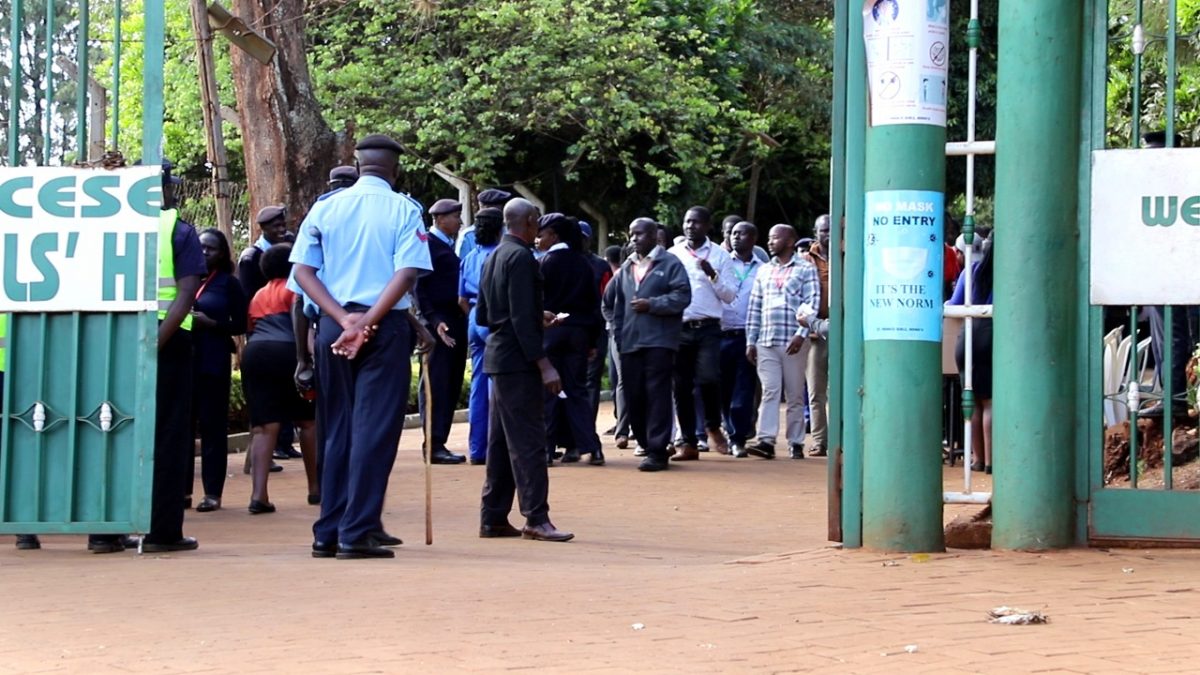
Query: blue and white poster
863,190,944,342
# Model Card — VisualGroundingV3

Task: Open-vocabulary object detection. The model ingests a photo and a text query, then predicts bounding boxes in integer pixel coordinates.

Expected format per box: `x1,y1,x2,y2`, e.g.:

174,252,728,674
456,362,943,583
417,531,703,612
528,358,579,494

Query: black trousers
191,367,230,499
313,311,412,545
147,330,194,544
624,348,677,462
544,326,599,455
673,321,723,445
584,328,608,449
419,316,467,451
482,370,550,527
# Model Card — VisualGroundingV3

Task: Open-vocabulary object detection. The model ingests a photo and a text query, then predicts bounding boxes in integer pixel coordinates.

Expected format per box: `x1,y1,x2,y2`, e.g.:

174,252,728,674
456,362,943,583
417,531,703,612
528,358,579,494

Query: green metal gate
1,0,165,535
1082,0,1200,544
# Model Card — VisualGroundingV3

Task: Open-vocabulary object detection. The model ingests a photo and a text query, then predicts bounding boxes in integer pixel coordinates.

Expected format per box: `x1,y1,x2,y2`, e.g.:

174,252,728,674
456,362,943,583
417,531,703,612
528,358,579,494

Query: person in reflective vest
88,162,207,554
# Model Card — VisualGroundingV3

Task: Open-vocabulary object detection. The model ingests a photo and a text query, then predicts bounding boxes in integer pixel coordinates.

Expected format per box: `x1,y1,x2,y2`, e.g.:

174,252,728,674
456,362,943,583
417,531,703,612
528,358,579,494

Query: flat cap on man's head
256,205,286,224
429,199,462,216
579,220,593,240
328,165,358,182
355,134,403,153
477,188,512,207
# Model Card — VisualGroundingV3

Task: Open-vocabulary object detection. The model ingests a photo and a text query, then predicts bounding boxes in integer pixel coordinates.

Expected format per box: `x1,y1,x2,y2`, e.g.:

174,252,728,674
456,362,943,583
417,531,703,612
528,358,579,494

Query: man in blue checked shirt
744,224,821,461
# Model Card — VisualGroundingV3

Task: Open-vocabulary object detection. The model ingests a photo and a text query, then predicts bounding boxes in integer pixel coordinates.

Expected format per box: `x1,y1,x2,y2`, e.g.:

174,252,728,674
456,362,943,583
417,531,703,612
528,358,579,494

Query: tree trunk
229,0,344,240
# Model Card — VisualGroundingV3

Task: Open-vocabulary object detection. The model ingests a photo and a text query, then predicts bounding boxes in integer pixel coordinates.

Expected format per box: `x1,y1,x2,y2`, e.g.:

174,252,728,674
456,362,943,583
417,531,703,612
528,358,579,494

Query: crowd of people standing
9,134,832,556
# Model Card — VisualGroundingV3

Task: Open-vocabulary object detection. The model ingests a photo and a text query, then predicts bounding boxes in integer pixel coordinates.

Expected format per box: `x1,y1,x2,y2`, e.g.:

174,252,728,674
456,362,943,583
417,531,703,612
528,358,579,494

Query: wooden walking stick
422,351,434,545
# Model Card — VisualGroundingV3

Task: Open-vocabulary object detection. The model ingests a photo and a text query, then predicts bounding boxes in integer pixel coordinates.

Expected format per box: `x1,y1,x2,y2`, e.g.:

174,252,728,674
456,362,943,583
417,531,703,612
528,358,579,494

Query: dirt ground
4,405,1200,673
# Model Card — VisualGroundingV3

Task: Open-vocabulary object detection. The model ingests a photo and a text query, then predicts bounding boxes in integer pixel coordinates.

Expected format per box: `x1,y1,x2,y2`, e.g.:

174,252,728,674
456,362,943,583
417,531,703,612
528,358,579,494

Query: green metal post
43,0,54,165
827,0,847,542
142,0,164,163
839,0,868,548
860,133,946,553
6,0,23,165
75,0,88,159
111,0,120,150
991,0,1084,550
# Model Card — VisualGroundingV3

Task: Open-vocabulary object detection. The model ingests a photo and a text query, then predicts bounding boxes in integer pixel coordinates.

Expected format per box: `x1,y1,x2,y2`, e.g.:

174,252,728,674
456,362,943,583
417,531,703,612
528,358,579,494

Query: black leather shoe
336,540,395,559
638,457,669,472
431,448,466,464
312,541,336,558
270,461,284,473
88,536,125,554
248,500,276,515
479,522,523,538
15,534,41,550
469,457,486,465
589,449,606,466
809,445,828,457
522,522,574,542
789,444,805,460
307,493,321,506
120,535,141,549
142,537,199,553
196,496,221,512
368,530,403,547
561,448,581,463
747,442,775,460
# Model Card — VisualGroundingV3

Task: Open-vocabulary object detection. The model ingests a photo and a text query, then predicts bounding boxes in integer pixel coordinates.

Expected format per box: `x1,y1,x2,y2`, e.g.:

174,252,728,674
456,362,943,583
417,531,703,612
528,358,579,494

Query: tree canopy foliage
308,0,833,232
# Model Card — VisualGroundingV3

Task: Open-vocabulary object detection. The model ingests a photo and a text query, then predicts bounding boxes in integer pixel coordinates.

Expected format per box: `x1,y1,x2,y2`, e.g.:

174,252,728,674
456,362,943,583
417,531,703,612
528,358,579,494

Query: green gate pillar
990,1,1083,549
860,123,946,552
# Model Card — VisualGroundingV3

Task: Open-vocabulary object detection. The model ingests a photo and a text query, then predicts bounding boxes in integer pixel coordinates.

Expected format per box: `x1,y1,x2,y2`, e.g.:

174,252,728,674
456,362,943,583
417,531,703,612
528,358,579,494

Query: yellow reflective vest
158,209,193,331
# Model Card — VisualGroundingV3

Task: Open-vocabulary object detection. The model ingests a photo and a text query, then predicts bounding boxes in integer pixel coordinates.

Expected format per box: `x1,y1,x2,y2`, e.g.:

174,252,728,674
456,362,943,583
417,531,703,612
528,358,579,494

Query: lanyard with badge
732,259,756,293
766,261,793,309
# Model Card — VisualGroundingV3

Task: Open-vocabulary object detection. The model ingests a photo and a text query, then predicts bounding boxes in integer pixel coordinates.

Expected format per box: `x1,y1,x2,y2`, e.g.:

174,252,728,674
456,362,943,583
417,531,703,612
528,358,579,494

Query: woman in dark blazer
190,228,248,512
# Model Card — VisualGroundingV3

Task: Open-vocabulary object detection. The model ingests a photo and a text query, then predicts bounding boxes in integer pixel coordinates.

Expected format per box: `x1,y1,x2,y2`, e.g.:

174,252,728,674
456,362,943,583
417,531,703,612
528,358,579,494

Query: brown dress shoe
707,429,730,455
671,443,700,461
522,522,575,542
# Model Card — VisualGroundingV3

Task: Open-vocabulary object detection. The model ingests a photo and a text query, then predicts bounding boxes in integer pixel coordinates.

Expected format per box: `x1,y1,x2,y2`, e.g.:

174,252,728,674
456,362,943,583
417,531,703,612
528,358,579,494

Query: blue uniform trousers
418,315,467,452
719,329,757,444
466,307,490,463
312,311,412,545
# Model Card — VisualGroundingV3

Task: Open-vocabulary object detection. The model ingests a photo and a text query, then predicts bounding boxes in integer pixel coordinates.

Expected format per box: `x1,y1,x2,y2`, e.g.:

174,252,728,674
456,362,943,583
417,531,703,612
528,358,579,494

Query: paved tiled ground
3,404,1199,673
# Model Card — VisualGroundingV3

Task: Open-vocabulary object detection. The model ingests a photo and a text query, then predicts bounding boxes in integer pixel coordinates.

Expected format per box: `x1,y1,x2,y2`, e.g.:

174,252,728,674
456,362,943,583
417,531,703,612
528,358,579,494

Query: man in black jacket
477,198,573,542
416,199,468,464
605,218,692,472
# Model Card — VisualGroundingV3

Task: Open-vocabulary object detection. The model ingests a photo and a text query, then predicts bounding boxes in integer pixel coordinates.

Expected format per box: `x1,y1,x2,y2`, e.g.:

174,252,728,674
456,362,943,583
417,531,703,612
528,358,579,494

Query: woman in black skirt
242,244,318,513
190,229,247,512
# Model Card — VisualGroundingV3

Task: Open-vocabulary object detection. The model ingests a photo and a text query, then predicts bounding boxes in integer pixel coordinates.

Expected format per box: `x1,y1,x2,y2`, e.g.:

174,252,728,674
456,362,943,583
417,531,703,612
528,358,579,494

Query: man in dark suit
416,199,469,464
476,198,573,542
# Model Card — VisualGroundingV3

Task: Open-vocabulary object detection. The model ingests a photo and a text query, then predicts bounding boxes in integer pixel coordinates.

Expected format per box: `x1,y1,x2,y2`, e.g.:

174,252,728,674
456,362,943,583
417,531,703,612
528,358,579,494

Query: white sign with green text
1090,149,1200,305
0,166,162,312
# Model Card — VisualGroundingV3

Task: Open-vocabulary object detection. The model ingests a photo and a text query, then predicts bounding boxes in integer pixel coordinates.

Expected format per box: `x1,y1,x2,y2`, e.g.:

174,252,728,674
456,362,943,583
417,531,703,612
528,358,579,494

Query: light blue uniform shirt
458,243,499,307
457,227,477,260
290,175,432,311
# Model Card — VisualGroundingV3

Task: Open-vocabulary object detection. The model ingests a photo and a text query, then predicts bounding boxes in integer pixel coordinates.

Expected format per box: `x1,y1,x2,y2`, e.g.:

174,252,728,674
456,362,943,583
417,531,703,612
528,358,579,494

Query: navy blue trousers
544,325,599,455
312,311,412,546
720,330,758,444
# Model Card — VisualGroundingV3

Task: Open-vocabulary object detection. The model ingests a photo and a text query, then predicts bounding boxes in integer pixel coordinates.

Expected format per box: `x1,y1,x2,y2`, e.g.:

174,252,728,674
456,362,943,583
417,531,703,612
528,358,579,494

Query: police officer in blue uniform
457,188,512,260
291,134,433,560
417,199,469,464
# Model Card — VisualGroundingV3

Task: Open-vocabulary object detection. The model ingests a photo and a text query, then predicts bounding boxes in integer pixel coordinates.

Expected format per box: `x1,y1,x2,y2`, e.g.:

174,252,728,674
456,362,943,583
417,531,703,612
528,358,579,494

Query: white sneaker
633,445,647,457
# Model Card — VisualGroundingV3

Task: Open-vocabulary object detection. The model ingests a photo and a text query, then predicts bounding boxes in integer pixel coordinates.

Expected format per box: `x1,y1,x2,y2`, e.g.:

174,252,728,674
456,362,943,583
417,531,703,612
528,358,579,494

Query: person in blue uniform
457,188,512,260
477,198,573,542
326,165,358,193
291,134,434,560
416,198,468,464
457,207,504,465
